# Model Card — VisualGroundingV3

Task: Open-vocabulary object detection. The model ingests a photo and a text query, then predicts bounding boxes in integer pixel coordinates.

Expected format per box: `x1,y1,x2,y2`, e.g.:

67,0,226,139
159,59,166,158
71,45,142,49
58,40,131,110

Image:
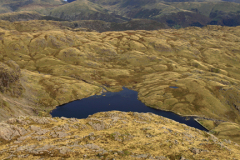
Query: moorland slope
0,0,65,14
0,111,240,159
0,20,240,143
88,0,240,27
0,12,168,32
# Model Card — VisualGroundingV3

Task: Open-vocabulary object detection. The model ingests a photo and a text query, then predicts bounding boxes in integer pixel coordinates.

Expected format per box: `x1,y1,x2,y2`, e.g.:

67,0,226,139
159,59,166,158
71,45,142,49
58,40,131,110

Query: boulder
0,123,28,141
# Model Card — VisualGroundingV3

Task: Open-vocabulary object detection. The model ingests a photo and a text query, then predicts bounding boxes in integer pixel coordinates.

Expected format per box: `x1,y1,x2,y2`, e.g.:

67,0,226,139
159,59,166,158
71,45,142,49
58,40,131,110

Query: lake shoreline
50,87,211,131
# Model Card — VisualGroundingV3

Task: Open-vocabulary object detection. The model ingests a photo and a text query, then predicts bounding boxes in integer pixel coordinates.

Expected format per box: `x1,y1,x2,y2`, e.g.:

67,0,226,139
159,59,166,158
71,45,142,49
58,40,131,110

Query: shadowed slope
49,0,127,23
1,0,240,27
89,0,240,27
0,0,65,14
0,11,43,22
0,19,168,32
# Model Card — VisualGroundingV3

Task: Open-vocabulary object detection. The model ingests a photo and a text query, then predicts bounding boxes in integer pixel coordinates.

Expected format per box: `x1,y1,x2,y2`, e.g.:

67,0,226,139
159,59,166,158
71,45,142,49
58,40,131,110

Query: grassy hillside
89,0,240,27
170,1,240,17
0,20,240,143
48,0,127,22
0,111,240,159
0,11,43,22
67,19,169,32
0,0,65,14
0,19,168,32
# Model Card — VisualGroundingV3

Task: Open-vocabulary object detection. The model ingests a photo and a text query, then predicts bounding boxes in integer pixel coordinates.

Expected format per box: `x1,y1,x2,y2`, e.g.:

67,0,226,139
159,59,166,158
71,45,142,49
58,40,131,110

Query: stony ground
0,20,240,144
0,111,240,160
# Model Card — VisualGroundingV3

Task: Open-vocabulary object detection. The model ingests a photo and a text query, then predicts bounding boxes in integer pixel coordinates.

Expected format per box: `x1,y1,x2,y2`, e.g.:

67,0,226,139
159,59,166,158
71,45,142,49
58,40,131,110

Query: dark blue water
67,0,76,2
51,87,208,131
169,86,179,89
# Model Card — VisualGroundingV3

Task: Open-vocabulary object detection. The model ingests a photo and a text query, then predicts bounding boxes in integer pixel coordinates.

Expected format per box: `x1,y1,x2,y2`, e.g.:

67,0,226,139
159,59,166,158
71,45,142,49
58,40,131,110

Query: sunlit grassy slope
0,111,240,159
0,0,65,14
0,20,240,143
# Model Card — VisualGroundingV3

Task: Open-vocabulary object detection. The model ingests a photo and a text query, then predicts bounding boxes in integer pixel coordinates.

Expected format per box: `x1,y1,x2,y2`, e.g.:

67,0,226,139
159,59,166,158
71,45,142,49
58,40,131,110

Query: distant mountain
223,0,240,3
49,0,127,23
0,0,65,14
88,0,240,27
0,0,240,28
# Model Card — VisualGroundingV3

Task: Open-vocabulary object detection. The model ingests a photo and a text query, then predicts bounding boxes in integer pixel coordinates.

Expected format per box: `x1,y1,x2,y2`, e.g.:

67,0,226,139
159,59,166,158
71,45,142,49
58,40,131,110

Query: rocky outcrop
0,111,239,159
0,60,23,97
0,61,20,88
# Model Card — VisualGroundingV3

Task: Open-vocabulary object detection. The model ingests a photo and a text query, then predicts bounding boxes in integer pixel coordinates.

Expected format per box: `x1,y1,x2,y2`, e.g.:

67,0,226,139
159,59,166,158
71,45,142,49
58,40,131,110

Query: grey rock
32,136,47,141
30,117,51,124
0,123,28,141
155,156,168,160
201,149,209,153
16,144,37,152
7,118,17,124
68,118,79,123
50,118,58,122
52,126,62,131
84,143,100,150
89,136,95,140
190,148,201,154
111,116,120,122
0,149,7,154
224,139,232,144
35,129,49,135
0,123,17,141
98,150,108,156
2,154,16,160
174,140,179,145
50,131,57,138
71,124,79,129
146,133,154,138
135,154,149,158
180,156,186,160
13,140,22,144
17,134,31,141
16,118,30,125
29,125,41,131
89,132,94,136
74,135,80,139
56,131,70,138
112,132,122,141
141,127,152,131
88,121,106,131
27,145,55,155
63,124,70,131
18,154,29,158
40,145,56,151
58,146,71,154
12,125,28,136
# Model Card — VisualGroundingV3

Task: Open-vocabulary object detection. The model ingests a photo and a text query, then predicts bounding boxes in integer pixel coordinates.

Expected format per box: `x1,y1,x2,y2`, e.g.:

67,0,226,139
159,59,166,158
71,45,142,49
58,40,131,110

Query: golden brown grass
0,21,240,143
0,111,240,159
